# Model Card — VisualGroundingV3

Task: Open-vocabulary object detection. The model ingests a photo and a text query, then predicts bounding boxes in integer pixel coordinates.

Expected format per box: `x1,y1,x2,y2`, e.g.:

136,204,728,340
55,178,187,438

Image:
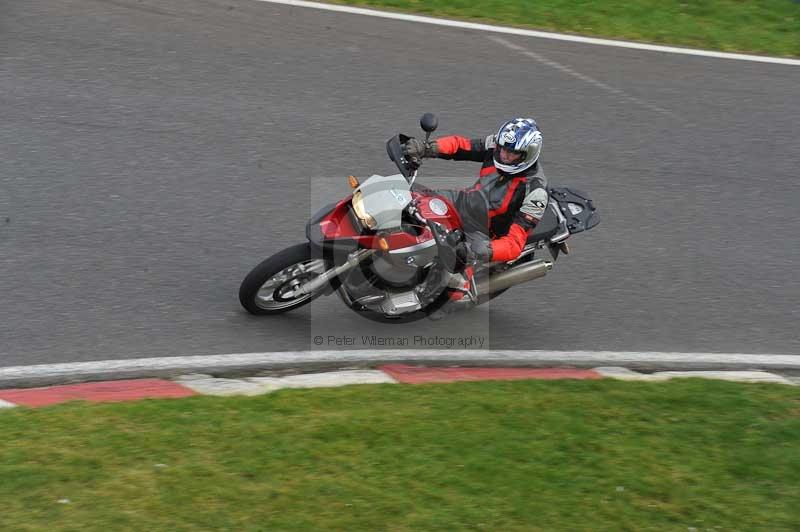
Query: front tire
239,243,326,315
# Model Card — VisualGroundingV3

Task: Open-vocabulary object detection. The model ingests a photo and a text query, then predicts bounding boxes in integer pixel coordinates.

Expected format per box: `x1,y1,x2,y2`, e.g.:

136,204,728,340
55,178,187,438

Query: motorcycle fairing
354,174,412,231
305,197,437,254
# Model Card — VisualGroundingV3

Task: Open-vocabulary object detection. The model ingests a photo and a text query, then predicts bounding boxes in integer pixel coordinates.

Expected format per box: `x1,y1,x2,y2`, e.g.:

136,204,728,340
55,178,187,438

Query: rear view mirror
420,113,438,134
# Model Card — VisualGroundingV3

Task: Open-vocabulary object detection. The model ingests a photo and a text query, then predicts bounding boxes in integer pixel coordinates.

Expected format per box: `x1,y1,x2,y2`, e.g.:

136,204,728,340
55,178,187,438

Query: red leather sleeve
434,135,474,156
489,223,529,262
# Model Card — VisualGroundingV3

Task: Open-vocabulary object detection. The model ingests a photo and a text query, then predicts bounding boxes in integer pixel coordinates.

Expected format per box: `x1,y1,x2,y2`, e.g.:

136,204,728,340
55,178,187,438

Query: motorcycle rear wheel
239,243,327,315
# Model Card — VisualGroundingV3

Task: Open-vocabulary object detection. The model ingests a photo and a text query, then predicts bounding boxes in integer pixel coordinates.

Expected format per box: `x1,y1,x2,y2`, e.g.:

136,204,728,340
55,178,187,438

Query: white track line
176,369,795,396
255,0,800,66
1,350,799,387
490,35,681,120
176,370,397,395
595,367,795,385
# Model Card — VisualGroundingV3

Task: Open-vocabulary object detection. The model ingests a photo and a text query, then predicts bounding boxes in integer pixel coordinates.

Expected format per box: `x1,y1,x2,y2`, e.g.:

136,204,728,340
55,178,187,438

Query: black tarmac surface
2,0,799,366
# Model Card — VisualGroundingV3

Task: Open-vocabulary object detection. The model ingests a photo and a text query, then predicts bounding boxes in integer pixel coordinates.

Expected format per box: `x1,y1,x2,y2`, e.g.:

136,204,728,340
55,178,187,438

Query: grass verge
329,0,800,57
1,378,800,530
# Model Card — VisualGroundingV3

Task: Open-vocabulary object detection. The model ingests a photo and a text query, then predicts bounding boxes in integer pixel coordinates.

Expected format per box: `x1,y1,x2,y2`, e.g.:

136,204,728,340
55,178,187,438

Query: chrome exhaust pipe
476,259,553,296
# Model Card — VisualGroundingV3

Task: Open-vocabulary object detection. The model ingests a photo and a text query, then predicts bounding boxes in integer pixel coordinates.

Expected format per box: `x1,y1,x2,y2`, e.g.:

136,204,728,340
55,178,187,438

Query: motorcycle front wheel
239,243,327,315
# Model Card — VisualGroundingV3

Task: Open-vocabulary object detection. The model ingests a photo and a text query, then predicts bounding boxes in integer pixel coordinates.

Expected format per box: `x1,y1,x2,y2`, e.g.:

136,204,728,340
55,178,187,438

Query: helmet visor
497,146,525,165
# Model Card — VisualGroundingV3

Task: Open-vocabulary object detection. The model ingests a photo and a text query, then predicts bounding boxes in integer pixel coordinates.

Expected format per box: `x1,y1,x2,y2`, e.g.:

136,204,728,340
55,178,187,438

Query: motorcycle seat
526,202,562,243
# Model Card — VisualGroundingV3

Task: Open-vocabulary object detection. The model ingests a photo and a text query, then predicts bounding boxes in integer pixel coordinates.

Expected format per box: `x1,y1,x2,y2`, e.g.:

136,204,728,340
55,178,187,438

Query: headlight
351,190,377,229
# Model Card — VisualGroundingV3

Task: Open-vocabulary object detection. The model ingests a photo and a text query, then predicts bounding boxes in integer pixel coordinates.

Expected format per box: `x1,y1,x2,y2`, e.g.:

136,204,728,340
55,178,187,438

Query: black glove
403,138,437,160
468,238,493,263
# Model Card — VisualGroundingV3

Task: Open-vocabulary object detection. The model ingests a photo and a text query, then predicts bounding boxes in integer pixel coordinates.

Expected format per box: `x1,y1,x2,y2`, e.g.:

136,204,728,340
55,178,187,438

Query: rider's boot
427,266,477,321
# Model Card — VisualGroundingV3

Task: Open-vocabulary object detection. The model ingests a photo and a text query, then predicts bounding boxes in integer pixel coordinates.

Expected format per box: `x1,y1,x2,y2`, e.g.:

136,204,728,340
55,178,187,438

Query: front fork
292,248,377,297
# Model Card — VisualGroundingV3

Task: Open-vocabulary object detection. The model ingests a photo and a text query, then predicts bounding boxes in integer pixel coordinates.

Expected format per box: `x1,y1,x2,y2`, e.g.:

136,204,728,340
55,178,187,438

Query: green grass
1,379,800,530
331,0,800,57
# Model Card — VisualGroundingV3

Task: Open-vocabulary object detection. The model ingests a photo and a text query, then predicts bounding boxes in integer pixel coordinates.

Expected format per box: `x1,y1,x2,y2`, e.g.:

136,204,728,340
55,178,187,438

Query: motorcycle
239,113,599,322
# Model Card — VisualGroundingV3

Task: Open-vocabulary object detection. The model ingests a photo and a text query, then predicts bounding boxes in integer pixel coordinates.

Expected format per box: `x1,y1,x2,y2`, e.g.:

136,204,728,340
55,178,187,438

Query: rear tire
239,243,326,315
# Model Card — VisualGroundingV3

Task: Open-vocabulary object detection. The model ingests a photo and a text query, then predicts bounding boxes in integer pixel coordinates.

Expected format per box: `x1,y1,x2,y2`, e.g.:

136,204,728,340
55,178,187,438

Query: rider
402,117,549,308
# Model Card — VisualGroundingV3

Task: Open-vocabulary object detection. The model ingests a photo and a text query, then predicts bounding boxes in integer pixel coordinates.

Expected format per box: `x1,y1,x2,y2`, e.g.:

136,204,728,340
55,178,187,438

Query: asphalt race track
2,0,799,366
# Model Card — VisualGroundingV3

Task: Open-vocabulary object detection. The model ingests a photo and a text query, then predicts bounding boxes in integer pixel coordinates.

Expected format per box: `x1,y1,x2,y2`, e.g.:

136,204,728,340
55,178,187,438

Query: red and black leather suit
419,134,548,262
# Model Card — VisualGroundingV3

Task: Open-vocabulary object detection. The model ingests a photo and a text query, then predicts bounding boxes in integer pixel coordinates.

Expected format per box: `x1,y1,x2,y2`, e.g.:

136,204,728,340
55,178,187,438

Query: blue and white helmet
492,118,543,175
